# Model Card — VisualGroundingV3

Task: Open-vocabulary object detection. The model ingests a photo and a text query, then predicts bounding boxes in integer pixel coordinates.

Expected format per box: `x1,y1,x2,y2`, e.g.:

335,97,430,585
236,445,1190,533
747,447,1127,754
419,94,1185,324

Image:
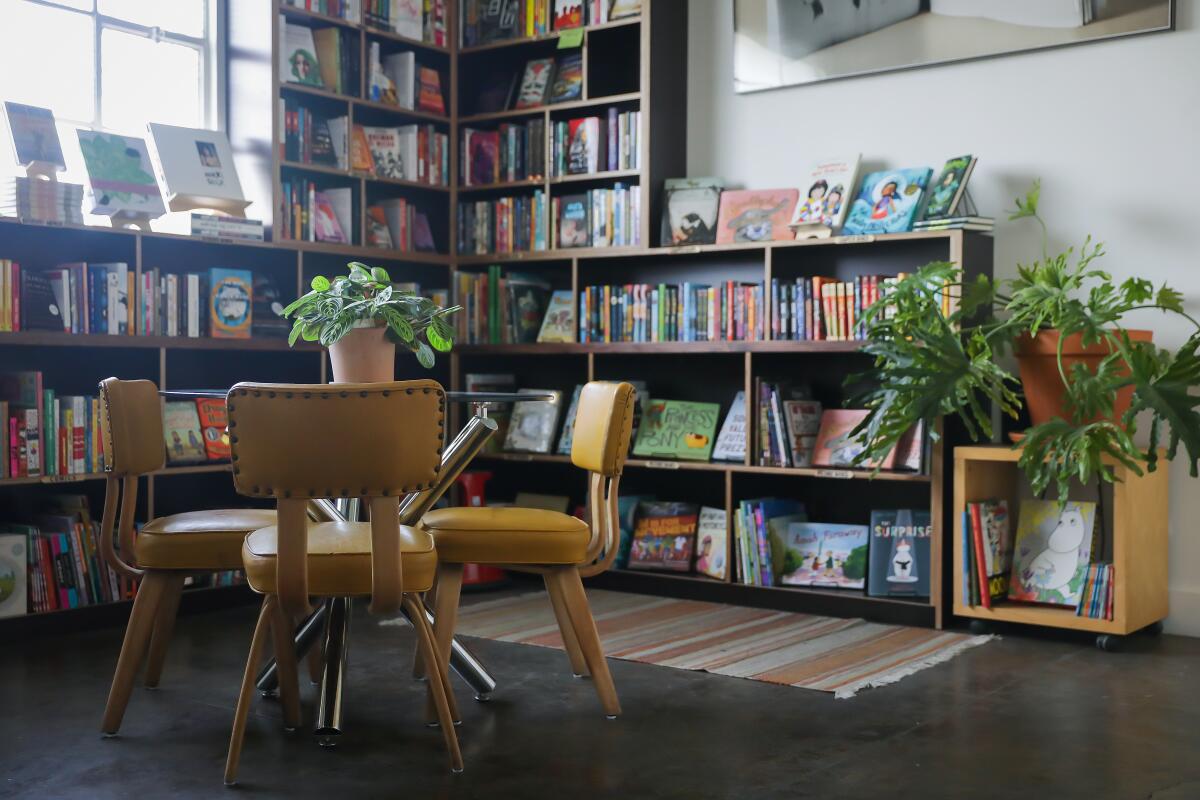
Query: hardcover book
417,67,446,114
514,58,554,109
383,51,416,109
922,155,977,220
163,401,206,465
628,500,698,572
631,399,720,462
867,509,932,597
503,388,563,453
556,384,584,455
208,268,252,339
361,125,405,179
661,177,723,246
715,189,799,244
281,21,324,87
811,409,896,469
147,123,248,209
608,0,641,19
782,399,822,467
1009,500,1095,607
553,0,584,29
365,205,393,247
695,506,728,580
549,53,583,104
0,533,27,618
312,192,347,243
842,167,933,235
711,390,747,462
506,272,552,343
194,398,230,461
557,194,590,247
779,522,870,589
76,131,165,218
4,102,65,169
537,289,576,343
789,155,860,238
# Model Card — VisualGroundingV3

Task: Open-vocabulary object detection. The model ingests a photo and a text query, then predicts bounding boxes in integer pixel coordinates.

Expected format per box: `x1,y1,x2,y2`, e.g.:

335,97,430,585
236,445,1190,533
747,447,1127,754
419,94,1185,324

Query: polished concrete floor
3,592,1199,799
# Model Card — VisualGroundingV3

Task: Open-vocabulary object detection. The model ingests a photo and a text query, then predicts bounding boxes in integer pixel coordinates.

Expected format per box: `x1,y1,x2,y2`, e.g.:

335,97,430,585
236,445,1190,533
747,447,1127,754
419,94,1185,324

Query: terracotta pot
327,325,395,383
1014,329,1153,427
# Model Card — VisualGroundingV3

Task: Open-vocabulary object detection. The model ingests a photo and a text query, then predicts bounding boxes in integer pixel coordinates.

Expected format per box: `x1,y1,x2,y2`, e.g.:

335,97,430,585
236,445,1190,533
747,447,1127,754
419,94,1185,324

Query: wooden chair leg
426,563,464,724
544,573,589,677
550,567,621,718
404,595,464,774
412,586,433,681
101,571,171,735
142,573,185,689
269,598,303,730
224,596,274,786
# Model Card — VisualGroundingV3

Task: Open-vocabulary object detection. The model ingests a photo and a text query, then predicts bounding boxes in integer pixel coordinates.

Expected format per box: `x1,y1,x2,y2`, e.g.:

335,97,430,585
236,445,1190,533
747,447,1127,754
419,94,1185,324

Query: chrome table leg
313,596,351,746
256,604,326,694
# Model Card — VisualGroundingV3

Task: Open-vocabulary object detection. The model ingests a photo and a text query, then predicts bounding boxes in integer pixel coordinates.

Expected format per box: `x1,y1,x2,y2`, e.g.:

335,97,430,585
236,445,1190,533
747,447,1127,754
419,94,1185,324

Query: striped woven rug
453,589,992,699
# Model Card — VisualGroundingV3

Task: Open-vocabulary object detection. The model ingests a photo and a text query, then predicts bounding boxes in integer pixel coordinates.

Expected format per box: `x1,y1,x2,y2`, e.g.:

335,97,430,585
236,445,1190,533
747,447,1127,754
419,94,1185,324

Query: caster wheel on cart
1142,621,1165,637
968,620,992,635
1095,634,1124,652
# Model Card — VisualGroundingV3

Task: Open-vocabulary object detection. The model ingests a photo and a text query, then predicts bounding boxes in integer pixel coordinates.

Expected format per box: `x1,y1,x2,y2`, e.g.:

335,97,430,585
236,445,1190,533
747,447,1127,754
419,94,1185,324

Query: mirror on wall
733,0,1175,93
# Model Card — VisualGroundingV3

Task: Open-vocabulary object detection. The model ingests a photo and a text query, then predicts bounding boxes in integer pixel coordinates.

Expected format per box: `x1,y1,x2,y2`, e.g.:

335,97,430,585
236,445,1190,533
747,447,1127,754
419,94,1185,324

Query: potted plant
851,181,1200,499
282,261,461,383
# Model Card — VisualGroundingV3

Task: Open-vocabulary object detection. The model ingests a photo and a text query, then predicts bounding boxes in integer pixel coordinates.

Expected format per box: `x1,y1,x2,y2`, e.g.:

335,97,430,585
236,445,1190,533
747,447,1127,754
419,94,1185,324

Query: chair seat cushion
421,507,590,565
242,521,437,596
135,509,278,570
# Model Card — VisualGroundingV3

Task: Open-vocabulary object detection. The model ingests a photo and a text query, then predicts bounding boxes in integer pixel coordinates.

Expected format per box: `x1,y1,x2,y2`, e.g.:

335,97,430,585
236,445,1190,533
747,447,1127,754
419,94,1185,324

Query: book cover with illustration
715,189,799,244
553,0,584,30
1009,500,1096,607
711,390,747,462
558,193,590,247
549,53,583,104
780,522,870,589
842,167,932,235
4,102,65,169
506,272,552,343
696,506,728,580
208,268,252,339
194,398,230,461
537,289,576,343
789,155,860,236
661,177,723,246
556,384,584,455
782,399,822,467
361,125,405,179
868,509,932,597
922,155,977,221
163,401,206,465
0,533,27,618
365,205,393,247
632,399,720,462
281,21,324,87
811,409,897,470
628,500,699,572
514,58,554,109
503,388,563,453
76,131,165,218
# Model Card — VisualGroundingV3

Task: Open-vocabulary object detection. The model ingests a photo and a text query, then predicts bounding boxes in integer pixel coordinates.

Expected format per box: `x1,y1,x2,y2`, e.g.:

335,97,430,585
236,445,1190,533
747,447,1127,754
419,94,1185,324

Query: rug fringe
832,634,997,699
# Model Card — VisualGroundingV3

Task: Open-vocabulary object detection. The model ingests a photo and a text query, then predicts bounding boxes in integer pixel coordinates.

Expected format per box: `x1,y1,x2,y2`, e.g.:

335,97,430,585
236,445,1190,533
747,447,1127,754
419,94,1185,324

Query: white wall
687,1,1200,634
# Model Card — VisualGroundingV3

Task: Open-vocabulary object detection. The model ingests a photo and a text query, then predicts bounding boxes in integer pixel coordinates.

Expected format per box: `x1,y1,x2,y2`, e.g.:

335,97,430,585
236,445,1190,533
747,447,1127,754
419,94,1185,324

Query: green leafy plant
281,262,462,368
851,180,1200,499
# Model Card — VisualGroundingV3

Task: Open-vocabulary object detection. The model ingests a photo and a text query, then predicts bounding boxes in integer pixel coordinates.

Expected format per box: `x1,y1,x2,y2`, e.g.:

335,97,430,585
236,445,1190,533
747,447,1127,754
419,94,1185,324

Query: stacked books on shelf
366,47,446,113
360,123,449,185
282,0,361,22
365,199,438,251
551,110,640,177
453,266,553,344
1,177,83,225
0,261,133,335
278,179,356,244
1077,563,1114,620
577,281,765,343
552,184,641,249
280,19,360,94
914,155,992,232
460,0,638,45
753,384,820,468
141,267,253,339
913,215,995,233
733,498,805,586
1,372,105,479
282,102,347,168
461,121,546,186
769,275,896,342
362,0,447,45
189,214,265,242
457,191,549,255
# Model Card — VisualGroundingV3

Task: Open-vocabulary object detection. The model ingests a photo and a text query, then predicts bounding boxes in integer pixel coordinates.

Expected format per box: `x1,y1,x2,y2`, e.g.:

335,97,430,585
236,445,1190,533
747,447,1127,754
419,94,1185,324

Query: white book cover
398,124,420,181
696,506,728,580
790,155,860,236
147,123,247,210
391,0,423,39
503,389,562,454
384,51,416,110
76,131,166,218
325,187,354,244
325,116,350,170
280,21,324,87
712,390,747,462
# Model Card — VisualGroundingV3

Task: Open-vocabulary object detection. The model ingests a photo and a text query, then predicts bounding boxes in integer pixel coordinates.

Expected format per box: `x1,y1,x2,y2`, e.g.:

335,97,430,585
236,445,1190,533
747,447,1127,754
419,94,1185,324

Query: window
0,0,222,192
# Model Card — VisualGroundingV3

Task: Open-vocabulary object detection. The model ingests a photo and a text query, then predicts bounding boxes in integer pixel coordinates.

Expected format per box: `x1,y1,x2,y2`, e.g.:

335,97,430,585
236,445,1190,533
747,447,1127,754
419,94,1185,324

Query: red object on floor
455,471,507,588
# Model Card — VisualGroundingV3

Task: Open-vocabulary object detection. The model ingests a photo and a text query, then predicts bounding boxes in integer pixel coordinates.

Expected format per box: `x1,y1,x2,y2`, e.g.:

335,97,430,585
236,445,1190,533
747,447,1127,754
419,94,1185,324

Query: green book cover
632,399,720,461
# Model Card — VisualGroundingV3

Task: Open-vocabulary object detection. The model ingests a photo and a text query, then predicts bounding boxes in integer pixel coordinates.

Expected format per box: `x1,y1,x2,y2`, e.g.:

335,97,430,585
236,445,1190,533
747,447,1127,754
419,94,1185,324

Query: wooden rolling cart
953,445,1169,649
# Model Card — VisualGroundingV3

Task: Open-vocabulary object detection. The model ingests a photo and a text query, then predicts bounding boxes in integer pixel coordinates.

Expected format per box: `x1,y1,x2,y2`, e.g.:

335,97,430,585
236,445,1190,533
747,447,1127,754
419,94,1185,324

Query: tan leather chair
97,378,277,736
223,380,462,785
421,381,635,719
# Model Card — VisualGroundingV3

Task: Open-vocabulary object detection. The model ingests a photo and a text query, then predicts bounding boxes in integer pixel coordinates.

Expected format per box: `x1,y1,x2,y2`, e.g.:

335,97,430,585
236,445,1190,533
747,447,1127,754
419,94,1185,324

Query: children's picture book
782,399,822,467
537,289,576,343
194,398,230,461
76,131,166,218
208,268,252,339
4,102,65,170
556,384,584,455
789,155,860,238
566,117,600,174
711,390,747,462
514,58,555,109
163,401,206,464
715,189,799,244
503,388,563,453
1009,500,1096,607
631,399,720,462
661,177,723,246
868,509,932,597
780,522,870,589
553,0,584,29
811,409,896,469
696,506,728,580
147,123,248,209
281,21,324,87
0,533,27,618
549,53,584,104
841,167,933,235
922,155,977,220
966,498,1013,606
558,194,590,247
628,501,698,572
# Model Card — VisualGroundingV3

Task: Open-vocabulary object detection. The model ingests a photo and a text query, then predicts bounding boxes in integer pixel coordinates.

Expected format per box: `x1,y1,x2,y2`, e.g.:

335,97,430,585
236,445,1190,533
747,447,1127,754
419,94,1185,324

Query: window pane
0,1,95,121
101,28,201,133
98,0,205,37
40,0,94,11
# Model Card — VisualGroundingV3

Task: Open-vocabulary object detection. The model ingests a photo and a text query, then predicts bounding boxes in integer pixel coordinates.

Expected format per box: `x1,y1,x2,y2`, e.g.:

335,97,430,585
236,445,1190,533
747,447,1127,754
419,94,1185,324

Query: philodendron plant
282,261,462,368
849,181,1200,499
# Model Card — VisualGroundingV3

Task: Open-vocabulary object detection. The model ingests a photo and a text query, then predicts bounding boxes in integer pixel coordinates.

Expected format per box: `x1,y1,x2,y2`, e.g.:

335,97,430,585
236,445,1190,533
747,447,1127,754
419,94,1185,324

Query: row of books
361,124,450,186
550,110,640,177
364,0,447,44
460,0,637,46
552,184,641,249
462,120,547,186
1,177,83,226
278,180,353,244
454,267,553,344
366,45,444,113
138,268,256,339
1,390,102,480
962,498,1110,619
577,281,765,343
364,199,438,252
7,510,129,614
769,275,898,342
457,191,550,255
0,261,133,335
